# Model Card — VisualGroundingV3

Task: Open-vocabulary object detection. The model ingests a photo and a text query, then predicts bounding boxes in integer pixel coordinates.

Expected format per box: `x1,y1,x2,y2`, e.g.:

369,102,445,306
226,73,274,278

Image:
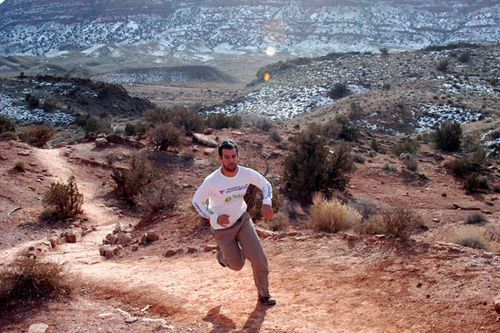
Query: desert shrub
282,125,354,204
328,82,350,99
269,128,282,142
391,139,419,156
382,83,391,91
43,176,83,219
42,96,57,112
494,185,500,193
321,118,342,139
489,77,498,86
463,174,479,192
437,59,449,71
370,139,381,153
356,215,386,235
168,106,205,133
20,124,55,147
348,102,363,121
401,154,418,171
138,179,179,213
434,121,462,152
451,226,489,250
0,131,19,141
25,94,40,109
74,113,110,134
458,51,470,63
465,212,488,225
254,117,274,132
105,153,117,166
142,107,170,124
180,150,195,161
0,257,71,305
205,113,241,129
311,194,362,233
478,175,489,189
0,115,15,134
380,205,424,239
268,212,289,231
14,159,26,172
336,115,360,142
150,122,181,151
350,197,378,219
111,155,164,203
124,123,137,136
448,156,477,176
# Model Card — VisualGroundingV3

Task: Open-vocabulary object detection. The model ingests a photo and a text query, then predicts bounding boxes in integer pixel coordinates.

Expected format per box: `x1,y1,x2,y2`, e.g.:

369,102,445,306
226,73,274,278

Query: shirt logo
219,190,225,194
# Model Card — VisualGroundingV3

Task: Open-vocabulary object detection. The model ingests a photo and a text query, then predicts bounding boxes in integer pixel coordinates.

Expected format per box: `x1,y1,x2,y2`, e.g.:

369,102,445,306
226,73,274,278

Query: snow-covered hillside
0,0,498,56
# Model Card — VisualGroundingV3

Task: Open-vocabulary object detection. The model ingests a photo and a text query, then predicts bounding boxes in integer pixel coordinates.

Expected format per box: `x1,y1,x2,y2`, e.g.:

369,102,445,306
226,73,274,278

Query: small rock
99,245,110,256
113,222,121,234
164,249,177,257
494,295,500,312
65,231,77,243
18,150,31,156
432,218,440,223
125,316,138,324
118,233,133,247
146,230,160,242
104,247,114,259
203,148,215,155
95,137,109,148
192,133,217,147
28,323,49,333
131,245,139,251
187,245,201,253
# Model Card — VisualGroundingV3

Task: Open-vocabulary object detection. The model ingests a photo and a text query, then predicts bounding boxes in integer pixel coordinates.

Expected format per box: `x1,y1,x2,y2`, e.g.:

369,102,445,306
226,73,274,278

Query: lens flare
265,46,276,57
264,72,270,81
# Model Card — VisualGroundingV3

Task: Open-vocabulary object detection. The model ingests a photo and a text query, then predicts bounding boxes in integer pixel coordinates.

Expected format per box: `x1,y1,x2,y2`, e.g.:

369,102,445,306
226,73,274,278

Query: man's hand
217,214,230,227
261,204,273,221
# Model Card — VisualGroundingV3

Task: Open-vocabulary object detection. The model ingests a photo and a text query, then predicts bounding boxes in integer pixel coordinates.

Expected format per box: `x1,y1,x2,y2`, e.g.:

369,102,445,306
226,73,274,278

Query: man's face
219,148,239,172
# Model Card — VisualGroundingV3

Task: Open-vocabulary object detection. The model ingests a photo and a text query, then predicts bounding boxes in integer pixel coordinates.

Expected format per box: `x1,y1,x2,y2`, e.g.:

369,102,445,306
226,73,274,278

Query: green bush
0,257,71,306
19,124,55,147
0,115,15,134
328,83,350,99
25,94,39,109
391,139,419,156
124,123,137,136
282,125,354,204
143,106,204,133
74,113,110,134
206,113,241,129
448,157,476,176
463,174,479,192
43,176,83,219
150,122,181,151
111,155,164,203
434,121,462,152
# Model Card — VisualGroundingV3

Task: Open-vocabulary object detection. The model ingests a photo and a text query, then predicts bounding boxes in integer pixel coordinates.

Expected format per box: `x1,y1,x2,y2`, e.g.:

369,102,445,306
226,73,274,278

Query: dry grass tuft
0,257,72,306
311,193,362,233
380,205,424,239
268,212,289,231
450,226,493,251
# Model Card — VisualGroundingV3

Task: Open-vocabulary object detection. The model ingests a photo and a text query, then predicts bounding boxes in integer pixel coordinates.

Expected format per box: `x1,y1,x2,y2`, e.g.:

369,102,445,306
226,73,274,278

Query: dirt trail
5,146,498,332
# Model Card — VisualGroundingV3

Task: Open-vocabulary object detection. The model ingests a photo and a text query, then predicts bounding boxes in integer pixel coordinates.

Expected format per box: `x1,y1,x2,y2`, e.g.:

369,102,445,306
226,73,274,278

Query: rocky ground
0,123,499,332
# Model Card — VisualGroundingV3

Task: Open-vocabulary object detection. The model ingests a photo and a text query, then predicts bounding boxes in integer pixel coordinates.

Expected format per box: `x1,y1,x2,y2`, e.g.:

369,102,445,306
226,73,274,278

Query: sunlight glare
265,46,276,57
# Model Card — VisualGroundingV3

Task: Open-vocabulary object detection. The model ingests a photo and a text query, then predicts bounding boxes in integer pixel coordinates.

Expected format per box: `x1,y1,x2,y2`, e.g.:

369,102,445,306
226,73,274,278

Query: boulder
192,133,217,147
65,231,77,243
118,233,133,247
146,230,160,242
99,245,110,256
95,137,109,148
18,150,31,156
164,249,177,257
28,323,49,333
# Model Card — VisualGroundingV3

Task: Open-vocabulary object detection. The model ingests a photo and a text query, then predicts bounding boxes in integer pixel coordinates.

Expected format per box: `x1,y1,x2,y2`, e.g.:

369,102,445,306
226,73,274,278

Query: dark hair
218,139,238,157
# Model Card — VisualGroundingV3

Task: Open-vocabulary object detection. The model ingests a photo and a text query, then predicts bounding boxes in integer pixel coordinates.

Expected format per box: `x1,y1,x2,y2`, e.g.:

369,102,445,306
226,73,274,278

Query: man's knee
228,261,244,271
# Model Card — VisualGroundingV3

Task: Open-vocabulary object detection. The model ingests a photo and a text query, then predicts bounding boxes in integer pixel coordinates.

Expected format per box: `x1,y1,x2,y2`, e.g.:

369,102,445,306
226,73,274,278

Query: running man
192,139,276,306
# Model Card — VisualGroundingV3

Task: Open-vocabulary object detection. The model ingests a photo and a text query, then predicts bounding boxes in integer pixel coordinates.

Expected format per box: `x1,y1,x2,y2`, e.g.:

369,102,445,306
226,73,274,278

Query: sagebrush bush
465,212,488,225
0,257,71,305
282,125,354,204
321,118,342,139
355,215,386,235
0,115,15,134
206,113,241,129
43,176,83,219
311,194,362,233
254,117,274,132
448,156,477,176
169,106,205,132
328,82,350,99
150,122,181,151
269,128,282,142
111,155,164,203
401,154,418,171
437,59,449,71
138,180,179,213
125,123,137,136
180,150,195,161
451,226,490,250
25,94,40,109
380,205,423,239
336,115,360,142
391,139,419,156
478,175,489,189
74,113,111,134
0,131,18,141
348,102,363,120
434,121,462,152
463,174,479,192
458,51,470,63
20,124,55,147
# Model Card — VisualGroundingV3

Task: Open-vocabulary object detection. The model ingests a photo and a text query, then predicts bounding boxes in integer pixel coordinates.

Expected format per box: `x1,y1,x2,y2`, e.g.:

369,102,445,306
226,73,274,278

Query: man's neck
221,165,238,177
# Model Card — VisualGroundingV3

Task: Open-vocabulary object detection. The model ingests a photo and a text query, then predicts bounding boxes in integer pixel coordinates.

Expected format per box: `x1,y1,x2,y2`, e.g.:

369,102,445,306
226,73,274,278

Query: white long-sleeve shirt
192,166,272,230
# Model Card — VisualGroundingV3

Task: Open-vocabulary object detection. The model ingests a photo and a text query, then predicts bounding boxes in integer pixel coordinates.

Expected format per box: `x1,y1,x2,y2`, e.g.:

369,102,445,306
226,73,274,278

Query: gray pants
211,212,270,298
